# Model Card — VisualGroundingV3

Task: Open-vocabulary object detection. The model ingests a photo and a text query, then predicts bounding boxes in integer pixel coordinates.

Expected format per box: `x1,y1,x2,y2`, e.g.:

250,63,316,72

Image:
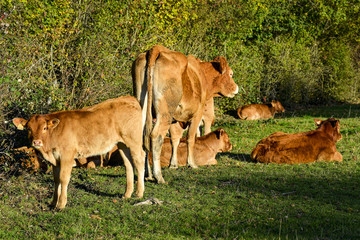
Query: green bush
0,0,359,151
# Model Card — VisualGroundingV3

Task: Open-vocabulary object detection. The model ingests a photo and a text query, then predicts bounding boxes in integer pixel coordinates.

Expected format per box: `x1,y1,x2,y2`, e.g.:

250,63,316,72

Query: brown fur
199,97,215,135
251,118,343,164
148,128,232,167
237,100,285,120
132,45,238,183
5,147,48,172
13,96,145,209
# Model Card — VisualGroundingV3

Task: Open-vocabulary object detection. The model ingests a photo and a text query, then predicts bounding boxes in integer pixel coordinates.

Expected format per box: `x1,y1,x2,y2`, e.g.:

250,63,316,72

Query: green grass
1,104,360,239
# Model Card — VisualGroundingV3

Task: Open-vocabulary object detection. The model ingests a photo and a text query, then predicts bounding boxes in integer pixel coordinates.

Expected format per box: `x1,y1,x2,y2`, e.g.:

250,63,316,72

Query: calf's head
214,128,232,152
271,100,285,113
211,57,238,98
314,118,342,142
13,115,60,150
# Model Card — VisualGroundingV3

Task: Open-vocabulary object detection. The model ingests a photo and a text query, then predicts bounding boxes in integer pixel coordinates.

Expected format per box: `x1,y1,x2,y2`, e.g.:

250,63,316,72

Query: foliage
0,0,359,147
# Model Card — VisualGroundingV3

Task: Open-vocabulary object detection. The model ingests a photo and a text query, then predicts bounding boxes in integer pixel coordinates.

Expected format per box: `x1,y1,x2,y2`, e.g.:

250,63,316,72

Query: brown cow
149,128,232,167
6,146,48,172
251,118,343,164
237,100,285,120
13,96,145,209
132,45,238,183
198,97,215,136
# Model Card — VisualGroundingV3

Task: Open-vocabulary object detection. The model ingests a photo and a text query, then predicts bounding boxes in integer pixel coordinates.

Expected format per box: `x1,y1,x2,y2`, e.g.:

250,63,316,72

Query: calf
9,146,48,172
13,96,145,209
149,128,232,167
251,118,343,164
237,100,285,120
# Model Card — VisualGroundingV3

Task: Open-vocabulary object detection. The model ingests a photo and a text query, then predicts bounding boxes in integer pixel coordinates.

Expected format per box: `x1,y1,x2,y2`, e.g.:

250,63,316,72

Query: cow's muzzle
32,140,43,148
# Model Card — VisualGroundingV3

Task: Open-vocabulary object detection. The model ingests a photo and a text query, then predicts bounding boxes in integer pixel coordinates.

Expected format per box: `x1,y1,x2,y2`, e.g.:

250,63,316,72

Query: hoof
145,176,155,181
169,165,178,169
188,163,198,169
156,177,166,184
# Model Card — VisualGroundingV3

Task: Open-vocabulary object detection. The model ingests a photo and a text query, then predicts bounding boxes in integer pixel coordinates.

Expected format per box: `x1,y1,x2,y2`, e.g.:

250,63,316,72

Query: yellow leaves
90,215,102,220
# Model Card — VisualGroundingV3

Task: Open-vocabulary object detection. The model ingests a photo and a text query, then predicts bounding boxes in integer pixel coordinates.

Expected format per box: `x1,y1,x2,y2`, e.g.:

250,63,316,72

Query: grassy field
0,104,359,239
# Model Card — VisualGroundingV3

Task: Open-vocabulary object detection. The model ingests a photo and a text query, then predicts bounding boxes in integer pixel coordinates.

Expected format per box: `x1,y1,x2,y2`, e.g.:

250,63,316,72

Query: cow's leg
169,122,185,168
51,165,60,207
186,113,203,168
130,147,145,198
145,153,154,181
117,145,134,199
57,157,74,209
151,113,171,184
332,151,343,162
318,150,343,162
203,97,215,135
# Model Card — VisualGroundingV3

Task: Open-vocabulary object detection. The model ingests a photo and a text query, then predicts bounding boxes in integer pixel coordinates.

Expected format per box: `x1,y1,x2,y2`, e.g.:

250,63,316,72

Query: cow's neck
196,132,220,152
200,62,221,100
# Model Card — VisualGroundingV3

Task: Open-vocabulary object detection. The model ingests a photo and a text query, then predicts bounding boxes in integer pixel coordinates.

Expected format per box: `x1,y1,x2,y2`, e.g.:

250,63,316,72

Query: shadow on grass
72,182,123,198
283,103,360,119
218,152,252,162
193,161,360,239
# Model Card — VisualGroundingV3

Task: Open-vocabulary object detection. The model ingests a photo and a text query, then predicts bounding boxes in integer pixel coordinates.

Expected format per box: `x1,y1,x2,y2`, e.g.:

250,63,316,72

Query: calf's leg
51,165,61,207
169,123,184,169
130,147,145,198
57,159,73,209
118,146,134,199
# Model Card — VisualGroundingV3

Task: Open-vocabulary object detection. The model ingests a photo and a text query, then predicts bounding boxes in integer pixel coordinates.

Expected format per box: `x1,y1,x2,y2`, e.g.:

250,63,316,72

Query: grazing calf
237,100,285,120
13,96,145,209
149,128,232,167
133,45,238,183
251,118,343,164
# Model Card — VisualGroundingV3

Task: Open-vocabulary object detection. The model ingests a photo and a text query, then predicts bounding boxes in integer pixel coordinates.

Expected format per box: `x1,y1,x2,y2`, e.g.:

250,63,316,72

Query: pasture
0,104,359,239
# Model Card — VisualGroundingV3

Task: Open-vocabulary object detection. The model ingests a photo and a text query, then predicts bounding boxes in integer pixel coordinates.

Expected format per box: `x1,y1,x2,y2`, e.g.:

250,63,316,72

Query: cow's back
238,104,273,120
49,96,142,159
251,131,339,164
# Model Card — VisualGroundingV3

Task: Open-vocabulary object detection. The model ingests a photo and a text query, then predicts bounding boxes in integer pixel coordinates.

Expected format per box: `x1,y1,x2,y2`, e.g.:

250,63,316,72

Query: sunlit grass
0,105,359,239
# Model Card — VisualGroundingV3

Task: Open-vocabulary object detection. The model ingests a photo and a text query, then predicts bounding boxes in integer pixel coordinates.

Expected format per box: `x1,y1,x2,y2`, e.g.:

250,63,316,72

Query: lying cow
237,100,285,120
5,146,48,172
251,118,343,164
149,128,232,167
13,96,145,209
133,45,238,183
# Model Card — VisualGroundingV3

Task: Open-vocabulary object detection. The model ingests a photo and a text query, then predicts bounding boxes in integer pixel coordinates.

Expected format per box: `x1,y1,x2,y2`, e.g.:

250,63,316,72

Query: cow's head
271,100,285,113
13,115,60,150
214,128,232,152
314,118,342,142
210,57,238,98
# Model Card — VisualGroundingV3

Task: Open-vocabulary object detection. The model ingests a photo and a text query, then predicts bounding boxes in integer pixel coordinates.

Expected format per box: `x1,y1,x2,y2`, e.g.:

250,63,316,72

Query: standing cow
132,45,238,183
13,96,145,209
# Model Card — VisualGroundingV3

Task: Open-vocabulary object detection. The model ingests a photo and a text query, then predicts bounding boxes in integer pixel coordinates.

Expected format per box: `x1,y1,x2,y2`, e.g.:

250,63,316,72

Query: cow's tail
144,46,162,152
250,143,269,163
237,106,245,120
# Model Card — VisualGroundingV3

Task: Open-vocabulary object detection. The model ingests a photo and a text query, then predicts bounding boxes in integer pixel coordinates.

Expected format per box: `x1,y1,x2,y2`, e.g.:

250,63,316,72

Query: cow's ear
330,119,340,128
314,119,322,126
12,118,28,130
178,121,189,129
213,56,227,74
215,128,224,139
48,118,60,129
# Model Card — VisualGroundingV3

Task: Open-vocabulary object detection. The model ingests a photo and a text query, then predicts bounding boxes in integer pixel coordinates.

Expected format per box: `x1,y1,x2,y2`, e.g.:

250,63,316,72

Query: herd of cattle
10,45,343,209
